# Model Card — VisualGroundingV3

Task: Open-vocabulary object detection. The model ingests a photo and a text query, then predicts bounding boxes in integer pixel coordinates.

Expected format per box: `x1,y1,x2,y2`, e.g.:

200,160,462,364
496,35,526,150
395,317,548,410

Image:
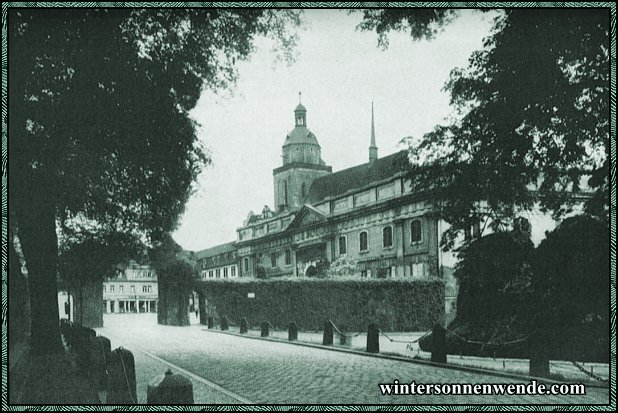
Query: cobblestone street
97,314,610,405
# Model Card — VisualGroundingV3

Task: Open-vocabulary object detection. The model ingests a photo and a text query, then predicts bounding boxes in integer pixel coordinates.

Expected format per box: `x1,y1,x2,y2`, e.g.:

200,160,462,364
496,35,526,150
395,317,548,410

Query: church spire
369,101,378,163
295,91,307,127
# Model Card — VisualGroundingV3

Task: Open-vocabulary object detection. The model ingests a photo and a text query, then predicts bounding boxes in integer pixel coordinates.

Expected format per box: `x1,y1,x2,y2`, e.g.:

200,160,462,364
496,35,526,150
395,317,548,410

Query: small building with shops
103,260,158,314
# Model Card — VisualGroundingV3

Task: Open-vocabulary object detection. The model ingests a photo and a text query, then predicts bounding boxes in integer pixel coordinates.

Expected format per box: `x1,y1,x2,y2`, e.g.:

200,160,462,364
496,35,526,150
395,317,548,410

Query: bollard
147,369,194,404
529,334,550,378
288,322,298,341
107,347,137,404
261,321,270,337
89,336,112,390
240,318,249,334
76,326,97,370
220,316,229,331
207,316,214,329
322,321,334,345
366,323,380,353
430,324,447,364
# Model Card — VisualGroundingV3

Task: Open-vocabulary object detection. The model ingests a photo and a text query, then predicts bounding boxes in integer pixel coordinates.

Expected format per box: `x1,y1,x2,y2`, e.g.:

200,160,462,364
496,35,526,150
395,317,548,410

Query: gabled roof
194,241,236,260
286,204,328,230
305,150,410,204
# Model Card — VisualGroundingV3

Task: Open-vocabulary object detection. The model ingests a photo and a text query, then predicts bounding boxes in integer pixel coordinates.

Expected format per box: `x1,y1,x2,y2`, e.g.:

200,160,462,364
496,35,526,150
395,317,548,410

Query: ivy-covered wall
197,278,444,332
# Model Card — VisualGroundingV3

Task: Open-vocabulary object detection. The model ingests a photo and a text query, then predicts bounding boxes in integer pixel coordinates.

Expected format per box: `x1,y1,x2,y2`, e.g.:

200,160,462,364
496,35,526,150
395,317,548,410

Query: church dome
283,126,319,147
295,103,307,113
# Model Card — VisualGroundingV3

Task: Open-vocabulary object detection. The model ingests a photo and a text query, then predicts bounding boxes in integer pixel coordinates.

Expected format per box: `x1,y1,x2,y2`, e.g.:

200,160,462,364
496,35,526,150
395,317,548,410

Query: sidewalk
219,324,610,386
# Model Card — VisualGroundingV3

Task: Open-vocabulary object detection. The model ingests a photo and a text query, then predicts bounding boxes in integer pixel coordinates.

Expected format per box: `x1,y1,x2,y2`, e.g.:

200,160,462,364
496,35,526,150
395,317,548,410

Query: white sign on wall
247,292,255,299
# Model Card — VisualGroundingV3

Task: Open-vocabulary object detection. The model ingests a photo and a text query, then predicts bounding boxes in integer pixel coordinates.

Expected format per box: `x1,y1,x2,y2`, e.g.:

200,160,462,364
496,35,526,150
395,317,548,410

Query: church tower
273,94,332,211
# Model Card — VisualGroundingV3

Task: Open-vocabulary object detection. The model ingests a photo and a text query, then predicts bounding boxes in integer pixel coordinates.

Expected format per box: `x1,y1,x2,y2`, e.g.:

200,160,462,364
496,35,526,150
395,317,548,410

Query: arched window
338,236,347,255
285,249,292,265
383,226,393,248
359,231,368,252
411,220,422,243
243,257,249,272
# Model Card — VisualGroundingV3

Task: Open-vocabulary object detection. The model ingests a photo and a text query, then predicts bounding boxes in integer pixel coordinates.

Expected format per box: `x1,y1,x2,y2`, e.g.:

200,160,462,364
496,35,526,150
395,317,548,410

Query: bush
197,278,444,332
531,214,609,362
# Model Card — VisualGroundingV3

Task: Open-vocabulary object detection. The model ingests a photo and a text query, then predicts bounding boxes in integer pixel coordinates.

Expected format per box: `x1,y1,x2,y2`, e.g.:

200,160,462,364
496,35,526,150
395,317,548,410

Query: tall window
271,253,277,268
411,220,422,243
285,249,292,265
338,236,347,255
224,267,229,278
359,231,368,252
110,285,114,292
283,180,288,206
383,226,393,248
119,285,123,292
243,257,249,272
231,266,236,277
130,285,135,293
103,285,107,292
216,269,220,278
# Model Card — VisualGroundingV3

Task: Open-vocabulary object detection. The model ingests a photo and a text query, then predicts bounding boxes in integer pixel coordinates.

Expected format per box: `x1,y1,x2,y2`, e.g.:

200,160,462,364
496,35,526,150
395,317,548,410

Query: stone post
323,320,334,345
366,323,380,353
288,322,298,341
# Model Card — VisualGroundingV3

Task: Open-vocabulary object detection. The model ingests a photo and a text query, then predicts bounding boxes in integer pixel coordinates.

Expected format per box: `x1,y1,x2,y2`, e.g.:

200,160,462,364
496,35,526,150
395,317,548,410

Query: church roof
194,241,236,260
295,103,307,112
305,150,410,204
283,125,320,147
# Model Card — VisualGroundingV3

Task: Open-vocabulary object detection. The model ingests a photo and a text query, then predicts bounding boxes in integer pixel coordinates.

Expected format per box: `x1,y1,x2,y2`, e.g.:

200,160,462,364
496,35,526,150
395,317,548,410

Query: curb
202,328,609,390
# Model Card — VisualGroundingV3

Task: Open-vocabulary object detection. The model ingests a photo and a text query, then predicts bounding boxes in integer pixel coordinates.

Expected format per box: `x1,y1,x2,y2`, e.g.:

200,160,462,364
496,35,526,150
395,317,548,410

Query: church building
197,97,460,318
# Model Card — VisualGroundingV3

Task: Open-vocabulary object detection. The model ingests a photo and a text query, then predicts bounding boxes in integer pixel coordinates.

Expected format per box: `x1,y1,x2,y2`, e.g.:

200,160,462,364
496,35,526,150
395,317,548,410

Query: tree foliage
355,9,458,48
8,8,302,353
359,9,610,248
58,232,145,287
532,214,609,327
453,225,534,325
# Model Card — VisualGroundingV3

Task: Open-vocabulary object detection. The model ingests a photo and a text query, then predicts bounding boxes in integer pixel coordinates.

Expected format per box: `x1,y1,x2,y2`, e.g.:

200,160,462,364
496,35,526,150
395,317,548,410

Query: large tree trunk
16,201,63,355
72,277,104,328
8,234,31,349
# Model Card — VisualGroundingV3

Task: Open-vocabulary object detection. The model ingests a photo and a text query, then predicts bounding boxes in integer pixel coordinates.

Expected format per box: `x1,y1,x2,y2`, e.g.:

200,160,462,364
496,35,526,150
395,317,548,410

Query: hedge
197,278,444,332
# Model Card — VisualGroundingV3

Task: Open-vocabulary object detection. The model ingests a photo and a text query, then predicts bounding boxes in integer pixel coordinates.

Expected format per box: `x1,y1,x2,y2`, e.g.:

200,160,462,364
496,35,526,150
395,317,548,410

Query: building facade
102,260,158,314
195,99,462,317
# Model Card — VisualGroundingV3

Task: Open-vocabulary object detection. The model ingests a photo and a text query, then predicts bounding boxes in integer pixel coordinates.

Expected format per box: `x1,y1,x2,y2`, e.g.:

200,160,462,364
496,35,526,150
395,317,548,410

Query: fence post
240,318,248,334
220,316,229,331
207,316,214,329
288,322,298,341
366,323,380,353
323,320,334,345
261,321,269,337
431,324,447,364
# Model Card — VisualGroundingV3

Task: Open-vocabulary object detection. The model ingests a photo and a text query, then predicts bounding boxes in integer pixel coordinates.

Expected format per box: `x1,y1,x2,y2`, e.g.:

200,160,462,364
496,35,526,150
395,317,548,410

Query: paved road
97,314,610,405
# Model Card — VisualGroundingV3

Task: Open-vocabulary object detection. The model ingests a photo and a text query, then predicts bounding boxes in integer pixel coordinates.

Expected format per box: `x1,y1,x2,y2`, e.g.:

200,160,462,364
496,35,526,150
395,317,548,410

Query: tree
8,8,302,354
156,258,198,326
58,232,145,327
531,215,609,361
357,8,610,248
453,224,534,326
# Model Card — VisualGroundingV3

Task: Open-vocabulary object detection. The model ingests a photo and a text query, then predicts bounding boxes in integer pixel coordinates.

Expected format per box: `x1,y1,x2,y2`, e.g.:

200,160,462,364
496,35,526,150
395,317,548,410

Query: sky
172,9,498,252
